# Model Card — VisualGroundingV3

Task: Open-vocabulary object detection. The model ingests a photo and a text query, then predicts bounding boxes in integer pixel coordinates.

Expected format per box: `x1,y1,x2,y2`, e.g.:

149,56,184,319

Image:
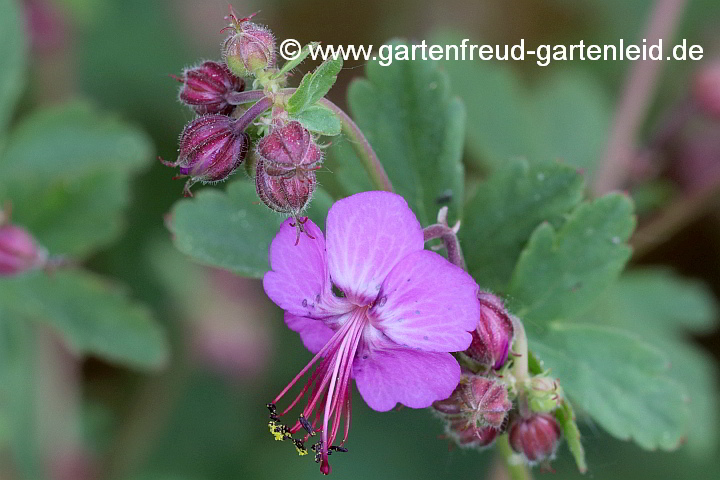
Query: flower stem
233,96,273,133
226,89,267,105
316,97,394,192
423,206,466,270
593,0,689,194
495,434,533,480
510,316,529,387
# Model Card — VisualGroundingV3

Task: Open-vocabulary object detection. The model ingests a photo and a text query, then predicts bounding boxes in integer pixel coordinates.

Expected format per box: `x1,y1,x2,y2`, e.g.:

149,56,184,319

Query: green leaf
271,42,319,79
169,180,333,278
0,0,27,138
348,39,466,225
585,269,719,455
554,400,587,473
286,57,343,115
507,194,635,328
0,270,169,370
0,102,153,258
289,104,341,136
532,323,690,451
431,31,611,174
461,159,584,291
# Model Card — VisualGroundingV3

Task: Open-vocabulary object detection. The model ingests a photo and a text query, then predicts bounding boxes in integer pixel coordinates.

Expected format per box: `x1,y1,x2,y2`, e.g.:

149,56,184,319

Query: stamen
267,307,368,474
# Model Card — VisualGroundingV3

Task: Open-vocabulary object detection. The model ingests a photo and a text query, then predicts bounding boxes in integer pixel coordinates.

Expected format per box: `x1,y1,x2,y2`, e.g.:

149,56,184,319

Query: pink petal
326,192,424,304
369,250,479,352
353,346,461,412
284,313,336,354
263,218,341,318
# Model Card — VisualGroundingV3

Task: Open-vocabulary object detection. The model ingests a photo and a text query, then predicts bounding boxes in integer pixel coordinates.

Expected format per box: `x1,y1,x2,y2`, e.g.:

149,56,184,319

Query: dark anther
329,445,348,453
299,414,315,436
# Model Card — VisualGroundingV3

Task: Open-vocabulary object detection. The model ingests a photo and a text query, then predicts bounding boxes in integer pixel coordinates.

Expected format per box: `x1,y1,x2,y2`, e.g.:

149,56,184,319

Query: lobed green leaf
347,39,466,225
169,180,333,278
507,194,635,330
461,159,585,291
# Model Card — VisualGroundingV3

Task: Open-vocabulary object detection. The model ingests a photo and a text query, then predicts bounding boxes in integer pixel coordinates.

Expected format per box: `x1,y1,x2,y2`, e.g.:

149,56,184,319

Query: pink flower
263,191,479,474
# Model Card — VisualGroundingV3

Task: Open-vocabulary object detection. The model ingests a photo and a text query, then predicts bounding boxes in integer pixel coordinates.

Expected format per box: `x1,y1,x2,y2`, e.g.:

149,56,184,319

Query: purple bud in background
693,62,720,119
254,121,323,216
162,114,249,197
509,413,562,464
0,224,48,276
177,61,245,116
465,292,515,370
223,12,275,77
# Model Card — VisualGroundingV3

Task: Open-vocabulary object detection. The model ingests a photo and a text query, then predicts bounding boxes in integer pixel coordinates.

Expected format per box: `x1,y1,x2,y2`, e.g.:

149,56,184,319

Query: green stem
510,316,529,386
496,435,533,480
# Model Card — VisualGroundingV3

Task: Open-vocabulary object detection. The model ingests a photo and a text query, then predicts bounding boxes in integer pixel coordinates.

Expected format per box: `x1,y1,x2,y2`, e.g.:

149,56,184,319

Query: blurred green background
4,0,720,479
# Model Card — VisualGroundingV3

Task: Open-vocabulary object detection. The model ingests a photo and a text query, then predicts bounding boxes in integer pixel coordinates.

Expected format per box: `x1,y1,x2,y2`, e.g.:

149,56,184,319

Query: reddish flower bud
449,419,498,448
465,292,515,370
0,224,48,276
433,375,511,429
177,61,245,116
254,121,323,216
163,114,249,197
693,62,720,119
509,413,562,464
223,12,275,77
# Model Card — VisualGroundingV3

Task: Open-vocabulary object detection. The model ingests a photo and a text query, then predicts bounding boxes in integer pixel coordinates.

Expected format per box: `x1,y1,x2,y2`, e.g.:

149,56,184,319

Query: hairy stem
496,434,533,480
593,0,689,194
423,224,466,270
226,89,267,105
233,96,273,133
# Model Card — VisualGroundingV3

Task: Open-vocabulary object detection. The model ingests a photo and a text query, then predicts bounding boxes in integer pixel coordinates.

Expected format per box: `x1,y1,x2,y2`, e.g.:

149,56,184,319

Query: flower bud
178,61,245,116
693,62,720,119
448,419,498,448
465,292,515,370
0,224,48,276
527,376,563,413
509,413,562,464
254,121,323,216
433,375,510,450
163,114,249,197
223,12,275,77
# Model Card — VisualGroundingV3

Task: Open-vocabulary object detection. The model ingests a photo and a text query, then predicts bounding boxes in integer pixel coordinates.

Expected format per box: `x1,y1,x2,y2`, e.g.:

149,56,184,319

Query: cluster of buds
254,121,323,232
0,209,49,277
433,291,565,468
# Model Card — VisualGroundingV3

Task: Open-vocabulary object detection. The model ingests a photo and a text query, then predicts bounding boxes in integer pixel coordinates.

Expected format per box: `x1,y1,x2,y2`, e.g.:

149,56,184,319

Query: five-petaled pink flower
263,191,479,474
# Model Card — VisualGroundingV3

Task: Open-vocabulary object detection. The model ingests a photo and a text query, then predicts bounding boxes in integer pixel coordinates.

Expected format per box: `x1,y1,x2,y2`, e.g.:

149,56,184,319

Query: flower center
267,307,368,475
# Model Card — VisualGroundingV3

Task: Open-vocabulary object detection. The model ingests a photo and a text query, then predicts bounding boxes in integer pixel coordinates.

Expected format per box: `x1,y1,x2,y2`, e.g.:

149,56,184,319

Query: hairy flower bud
254,121,323,216
693,62,720,119
527,376,563,413
177,61,244,115
163,114,249,196
433,375,511,450
0,224,48,276
509,413,562,464
223,12,275,77
448,419,498,448
465,292,515,370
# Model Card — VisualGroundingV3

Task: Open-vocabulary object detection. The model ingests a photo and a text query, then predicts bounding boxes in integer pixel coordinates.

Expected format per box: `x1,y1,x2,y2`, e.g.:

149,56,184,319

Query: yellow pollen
268,421,288,441
295,444,308,456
